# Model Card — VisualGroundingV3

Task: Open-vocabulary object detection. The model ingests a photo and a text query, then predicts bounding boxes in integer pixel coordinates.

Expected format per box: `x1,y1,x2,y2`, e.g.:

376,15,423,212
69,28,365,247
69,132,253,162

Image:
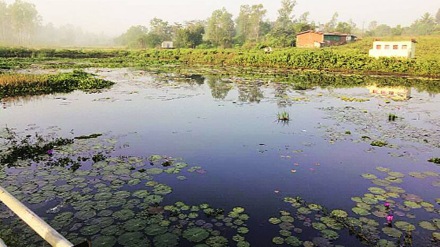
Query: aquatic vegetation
339,96,369,102
388,114,398,121
182,227,210,242
0,127,74,167
0,129,254,247
371,140,388,147
277,111,290,122
428,158,440,164
0,70,114,99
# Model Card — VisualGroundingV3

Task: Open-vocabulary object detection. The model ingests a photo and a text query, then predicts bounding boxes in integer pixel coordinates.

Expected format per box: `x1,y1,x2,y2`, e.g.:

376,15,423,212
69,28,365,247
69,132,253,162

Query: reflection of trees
206,75,233,100
273,83,292,107
237,82,264,103
187,74,205,85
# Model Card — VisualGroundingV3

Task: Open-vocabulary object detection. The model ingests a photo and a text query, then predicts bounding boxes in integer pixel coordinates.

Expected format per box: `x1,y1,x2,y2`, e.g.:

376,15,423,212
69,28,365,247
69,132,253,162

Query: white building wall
369,41,415,59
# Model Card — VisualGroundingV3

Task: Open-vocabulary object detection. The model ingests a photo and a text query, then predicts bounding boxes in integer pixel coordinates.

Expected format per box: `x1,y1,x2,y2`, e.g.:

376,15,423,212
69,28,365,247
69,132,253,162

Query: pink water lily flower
386,213,394,223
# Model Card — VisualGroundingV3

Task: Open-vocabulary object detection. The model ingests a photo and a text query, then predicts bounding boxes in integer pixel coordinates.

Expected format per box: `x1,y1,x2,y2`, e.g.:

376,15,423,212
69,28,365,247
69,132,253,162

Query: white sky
3,0,440,36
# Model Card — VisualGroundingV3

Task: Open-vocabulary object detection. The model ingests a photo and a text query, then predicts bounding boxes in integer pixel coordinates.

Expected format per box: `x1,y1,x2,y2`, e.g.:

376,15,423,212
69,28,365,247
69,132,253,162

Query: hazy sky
4,0,439,35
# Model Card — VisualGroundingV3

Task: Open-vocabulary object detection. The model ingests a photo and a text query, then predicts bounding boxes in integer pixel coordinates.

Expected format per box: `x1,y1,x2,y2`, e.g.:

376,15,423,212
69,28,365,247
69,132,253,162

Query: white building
369,40,416,59
161,41,174,49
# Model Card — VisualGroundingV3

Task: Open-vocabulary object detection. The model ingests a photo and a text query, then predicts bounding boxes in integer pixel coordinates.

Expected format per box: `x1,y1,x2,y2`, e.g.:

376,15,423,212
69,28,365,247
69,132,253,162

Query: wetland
1,67,440,247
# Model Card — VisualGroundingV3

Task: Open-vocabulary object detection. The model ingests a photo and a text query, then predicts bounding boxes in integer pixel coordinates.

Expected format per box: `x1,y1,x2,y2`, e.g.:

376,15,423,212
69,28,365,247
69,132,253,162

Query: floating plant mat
319,104,440,151
0,129,252,247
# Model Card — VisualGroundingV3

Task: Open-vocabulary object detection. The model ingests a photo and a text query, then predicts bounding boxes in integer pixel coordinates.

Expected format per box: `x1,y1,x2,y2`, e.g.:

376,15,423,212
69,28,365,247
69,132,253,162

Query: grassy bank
1,36,440,78
0,70,114,99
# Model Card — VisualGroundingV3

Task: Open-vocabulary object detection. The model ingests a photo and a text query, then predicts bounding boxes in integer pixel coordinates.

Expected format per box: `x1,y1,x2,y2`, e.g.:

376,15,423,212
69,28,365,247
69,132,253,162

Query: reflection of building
367,85,411,100
296,30,357,48
369,40,416,58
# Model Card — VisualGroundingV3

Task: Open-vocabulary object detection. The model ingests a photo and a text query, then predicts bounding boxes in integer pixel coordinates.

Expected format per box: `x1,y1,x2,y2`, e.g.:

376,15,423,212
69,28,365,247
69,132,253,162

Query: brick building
296,30,356,48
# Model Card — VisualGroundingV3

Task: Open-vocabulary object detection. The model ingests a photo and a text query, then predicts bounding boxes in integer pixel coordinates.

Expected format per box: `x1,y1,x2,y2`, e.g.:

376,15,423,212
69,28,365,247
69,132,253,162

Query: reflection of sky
1,71,440,245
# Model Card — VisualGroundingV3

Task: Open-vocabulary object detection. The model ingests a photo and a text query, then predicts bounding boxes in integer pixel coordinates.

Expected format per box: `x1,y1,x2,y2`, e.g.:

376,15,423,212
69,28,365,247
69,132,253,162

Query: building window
376,45,381,50
384,45,390,50
402,45,408,49
393,45,398,50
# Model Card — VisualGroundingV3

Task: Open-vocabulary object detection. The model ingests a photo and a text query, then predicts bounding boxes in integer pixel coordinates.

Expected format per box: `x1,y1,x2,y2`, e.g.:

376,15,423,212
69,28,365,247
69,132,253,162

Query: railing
0,186,90,247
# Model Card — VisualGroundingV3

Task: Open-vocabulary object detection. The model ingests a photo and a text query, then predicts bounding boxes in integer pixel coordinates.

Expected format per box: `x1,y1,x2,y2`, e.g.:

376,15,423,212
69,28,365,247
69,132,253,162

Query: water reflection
206,75,233,100
367,85,411,100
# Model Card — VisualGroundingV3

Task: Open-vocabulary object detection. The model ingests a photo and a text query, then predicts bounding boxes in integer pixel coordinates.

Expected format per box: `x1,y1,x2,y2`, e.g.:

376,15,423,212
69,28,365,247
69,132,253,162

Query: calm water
1,68,440,246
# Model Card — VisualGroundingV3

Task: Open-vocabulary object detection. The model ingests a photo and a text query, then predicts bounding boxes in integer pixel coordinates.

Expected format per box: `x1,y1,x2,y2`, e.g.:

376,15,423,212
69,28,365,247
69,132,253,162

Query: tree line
0,0,439,48
0,0,111,46
116,0,440,49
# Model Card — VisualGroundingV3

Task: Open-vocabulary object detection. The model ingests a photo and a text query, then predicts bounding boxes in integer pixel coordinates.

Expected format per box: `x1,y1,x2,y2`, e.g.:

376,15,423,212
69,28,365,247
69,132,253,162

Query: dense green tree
115,25,148,48
335,22,352,33
0,1,9,44
235,4,266,45
8,0,40,44
149,18,172,41
436,8,440,24
174,21,204,48
268,0,296,47
391,25,404,36
407,13,436,35
293,12,315,33
204,8,235,48
324,12,339,32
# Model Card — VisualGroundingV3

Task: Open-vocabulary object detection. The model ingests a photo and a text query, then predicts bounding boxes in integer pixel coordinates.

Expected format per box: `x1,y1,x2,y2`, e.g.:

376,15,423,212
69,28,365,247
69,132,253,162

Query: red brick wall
296,32,324,48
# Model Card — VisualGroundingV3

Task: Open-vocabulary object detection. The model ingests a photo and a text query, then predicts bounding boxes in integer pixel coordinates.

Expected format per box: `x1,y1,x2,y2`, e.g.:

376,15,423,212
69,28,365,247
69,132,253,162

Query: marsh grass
0,74,49,86
277,111,290,122
0,70,114,99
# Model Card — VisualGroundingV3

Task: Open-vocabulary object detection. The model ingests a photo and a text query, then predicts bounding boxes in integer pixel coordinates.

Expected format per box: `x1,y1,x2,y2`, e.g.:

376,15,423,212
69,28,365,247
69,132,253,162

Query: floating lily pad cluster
270,172,440,247
0,130,249,247
356,166,440,244
320,104,440,151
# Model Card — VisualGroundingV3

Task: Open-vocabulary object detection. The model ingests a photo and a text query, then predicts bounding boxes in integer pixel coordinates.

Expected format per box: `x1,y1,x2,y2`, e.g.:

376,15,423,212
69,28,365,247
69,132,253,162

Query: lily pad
205,236,228,247
80,225,101,236
117,232,149,246
368,187,386,195
394,221,416,231
272,237,284,245
92,235,117,247
153,184,173,195
153,233,179,247
330,209,348,218
147,168,164,175
182,227,209,243
285,236,302,246
113,209,135,221
362,173,377,179
75,210,97,221
382,227,403,238
320,229,339,240
419,221,437,231
123,218,147,232
352,207,370,216
145,224,168,236
403,201,421,209
132,190,150,199
388,172,404,178
312,222,327,231
269,218,282,225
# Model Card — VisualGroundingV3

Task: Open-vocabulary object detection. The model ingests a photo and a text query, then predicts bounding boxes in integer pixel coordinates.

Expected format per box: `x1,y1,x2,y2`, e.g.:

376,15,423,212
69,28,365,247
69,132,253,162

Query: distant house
161,41,174,49
296,30,356,48
369,40,416,59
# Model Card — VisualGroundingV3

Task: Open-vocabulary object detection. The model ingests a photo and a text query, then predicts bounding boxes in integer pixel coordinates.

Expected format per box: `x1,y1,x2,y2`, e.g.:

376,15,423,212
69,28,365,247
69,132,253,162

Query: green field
1,36,440,78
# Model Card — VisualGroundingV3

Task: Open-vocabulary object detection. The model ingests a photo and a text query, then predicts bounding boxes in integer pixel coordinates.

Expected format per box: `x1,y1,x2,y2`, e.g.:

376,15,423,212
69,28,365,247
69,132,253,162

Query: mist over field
0,0,439,47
